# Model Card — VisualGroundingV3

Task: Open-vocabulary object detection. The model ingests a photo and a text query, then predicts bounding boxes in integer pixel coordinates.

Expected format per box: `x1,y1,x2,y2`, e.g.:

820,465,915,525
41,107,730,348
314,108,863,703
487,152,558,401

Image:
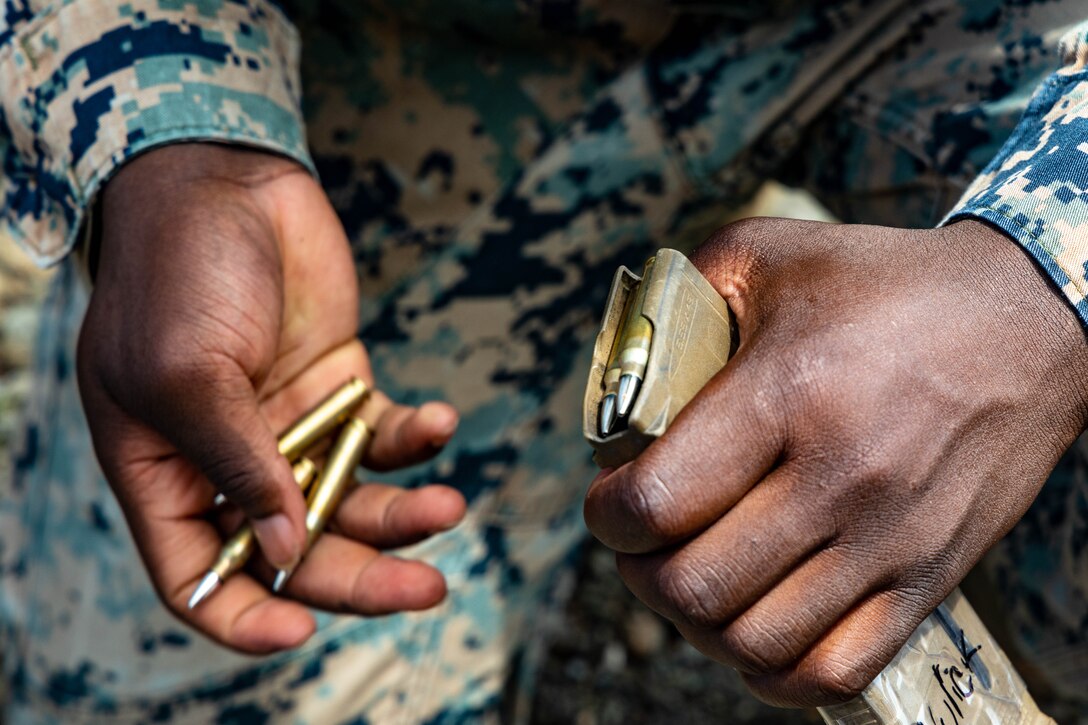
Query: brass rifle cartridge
188,457,319,609
600,289,636,436
303,417,372,549
213,377,370,508
278,377,370,461
615,256,656,418
272,418,373,592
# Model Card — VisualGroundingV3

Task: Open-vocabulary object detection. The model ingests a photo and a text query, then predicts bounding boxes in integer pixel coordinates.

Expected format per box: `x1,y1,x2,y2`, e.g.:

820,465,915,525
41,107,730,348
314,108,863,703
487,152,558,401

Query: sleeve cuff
0,0,313,267
942,24,1088,328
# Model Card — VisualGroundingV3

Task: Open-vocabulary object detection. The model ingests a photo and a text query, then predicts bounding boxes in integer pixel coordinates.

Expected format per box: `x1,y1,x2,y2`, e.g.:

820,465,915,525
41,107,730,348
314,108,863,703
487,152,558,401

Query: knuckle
809,436,899,506
691,219,767,278
853,447,898,488
141,348,191,395
707,217,772,251
618,462,683,545
657,561,725,629
884,582,947,629
693,216,801,270
805,650,870,703
721,618,796,675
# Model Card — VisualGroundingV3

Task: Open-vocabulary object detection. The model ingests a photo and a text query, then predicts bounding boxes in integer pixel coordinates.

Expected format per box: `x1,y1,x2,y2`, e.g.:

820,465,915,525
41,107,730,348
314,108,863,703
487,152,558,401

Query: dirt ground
528,540,817,725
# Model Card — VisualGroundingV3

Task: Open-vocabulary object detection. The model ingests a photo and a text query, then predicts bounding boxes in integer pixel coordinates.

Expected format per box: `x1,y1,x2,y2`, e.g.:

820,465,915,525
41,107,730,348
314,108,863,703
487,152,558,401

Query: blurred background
0,183,833,724
0,232,49,474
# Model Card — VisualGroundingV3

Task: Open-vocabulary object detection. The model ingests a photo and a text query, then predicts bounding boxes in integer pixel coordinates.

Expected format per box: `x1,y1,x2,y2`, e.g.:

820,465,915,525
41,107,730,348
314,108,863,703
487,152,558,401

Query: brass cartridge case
213,378,370,508
277,377,370,461
617,316,652,382
599,287,636,435
210,458,318,581
303,417,372,549
617,257,654,383
615,257,656,417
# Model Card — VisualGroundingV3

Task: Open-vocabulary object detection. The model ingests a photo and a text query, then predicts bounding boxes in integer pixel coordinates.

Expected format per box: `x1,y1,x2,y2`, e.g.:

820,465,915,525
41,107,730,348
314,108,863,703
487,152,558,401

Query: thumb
139,361,307,572
194,396,307,572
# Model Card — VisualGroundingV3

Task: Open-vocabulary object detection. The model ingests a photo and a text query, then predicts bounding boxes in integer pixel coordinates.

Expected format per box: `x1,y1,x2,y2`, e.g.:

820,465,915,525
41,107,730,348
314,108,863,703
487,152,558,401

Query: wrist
96,144,303,281
942,219,1088,431
102,143,307,207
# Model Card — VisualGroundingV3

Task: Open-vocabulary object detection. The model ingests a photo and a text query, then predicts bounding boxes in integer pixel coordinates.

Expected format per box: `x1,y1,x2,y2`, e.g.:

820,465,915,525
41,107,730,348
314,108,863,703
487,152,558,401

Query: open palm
77,145,465,653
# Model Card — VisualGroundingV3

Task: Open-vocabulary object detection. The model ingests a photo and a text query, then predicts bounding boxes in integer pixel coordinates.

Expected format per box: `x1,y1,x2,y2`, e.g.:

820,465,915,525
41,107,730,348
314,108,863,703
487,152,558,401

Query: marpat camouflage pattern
2,0,1087,722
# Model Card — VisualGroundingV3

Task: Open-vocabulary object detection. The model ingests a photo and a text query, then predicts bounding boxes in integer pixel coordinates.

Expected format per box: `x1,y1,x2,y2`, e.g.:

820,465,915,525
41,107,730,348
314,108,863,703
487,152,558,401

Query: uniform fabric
2,0,1088,722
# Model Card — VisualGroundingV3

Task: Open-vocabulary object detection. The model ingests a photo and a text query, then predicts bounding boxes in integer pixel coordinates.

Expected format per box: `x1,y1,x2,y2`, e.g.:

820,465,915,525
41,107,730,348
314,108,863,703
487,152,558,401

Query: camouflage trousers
3,1,1087,722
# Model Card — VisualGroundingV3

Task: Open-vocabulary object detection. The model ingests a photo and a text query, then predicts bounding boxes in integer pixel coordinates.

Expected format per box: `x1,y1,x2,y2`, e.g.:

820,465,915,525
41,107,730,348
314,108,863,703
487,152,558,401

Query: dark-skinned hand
584,217,1088,707
77,144,466,654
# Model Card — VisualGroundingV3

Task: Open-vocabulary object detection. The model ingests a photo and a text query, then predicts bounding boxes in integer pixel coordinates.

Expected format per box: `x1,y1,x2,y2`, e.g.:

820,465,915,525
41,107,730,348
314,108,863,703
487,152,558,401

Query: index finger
583,345,786,554
360,394,459,472
258,344,458,473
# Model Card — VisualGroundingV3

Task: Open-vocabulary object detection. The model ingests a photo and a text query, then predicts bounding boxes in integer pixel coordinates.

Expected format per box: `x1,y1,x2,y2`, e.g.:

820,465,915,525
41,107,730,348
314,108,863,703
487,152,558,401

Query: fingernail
429,519,462,535
253,513,301,571
427,406,459,447
438,413,458,438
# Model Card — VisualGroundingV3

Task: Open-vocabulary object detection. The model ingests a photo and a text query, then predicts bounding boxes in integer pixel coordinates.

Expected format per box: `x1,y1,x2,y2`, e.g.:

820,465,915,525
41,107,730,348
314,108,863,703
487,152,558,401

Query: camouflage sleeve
944,20,1088,326
0,0,312,267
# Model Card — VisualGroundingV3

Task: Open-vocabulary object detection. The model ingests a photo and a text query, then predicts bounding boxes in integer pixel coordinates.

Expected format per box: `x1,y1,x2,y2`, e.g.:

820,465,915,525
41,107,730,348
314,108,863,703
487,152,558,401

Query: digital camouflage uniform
2,0,1088,722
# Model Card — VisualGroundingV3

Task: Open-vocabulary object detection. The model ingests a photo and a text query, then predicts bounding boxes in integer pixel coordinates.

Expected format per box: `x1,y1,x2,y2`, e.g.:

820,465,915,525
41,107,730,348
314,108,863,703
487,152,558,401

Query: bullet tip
188,572,221,609
599,394,617,436
617,374,640,417
272,568,293,593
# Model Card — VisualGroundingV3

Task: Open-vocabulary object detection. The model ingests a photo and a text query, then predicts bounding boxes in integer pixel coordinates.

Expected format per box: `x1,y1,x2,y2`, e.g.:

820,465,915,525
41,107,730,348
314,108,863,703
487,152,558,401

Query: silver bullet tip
272,568,292,593
617,374,640,417
599,394,617,436
188,572,221,609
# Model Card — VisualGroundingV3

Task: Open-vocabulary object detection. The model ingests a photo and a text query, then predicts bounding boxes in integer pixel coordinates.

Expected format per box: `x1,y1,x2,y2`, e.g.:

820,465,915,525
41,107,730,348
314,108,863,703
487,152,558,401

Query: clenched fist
584,217,1088,706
